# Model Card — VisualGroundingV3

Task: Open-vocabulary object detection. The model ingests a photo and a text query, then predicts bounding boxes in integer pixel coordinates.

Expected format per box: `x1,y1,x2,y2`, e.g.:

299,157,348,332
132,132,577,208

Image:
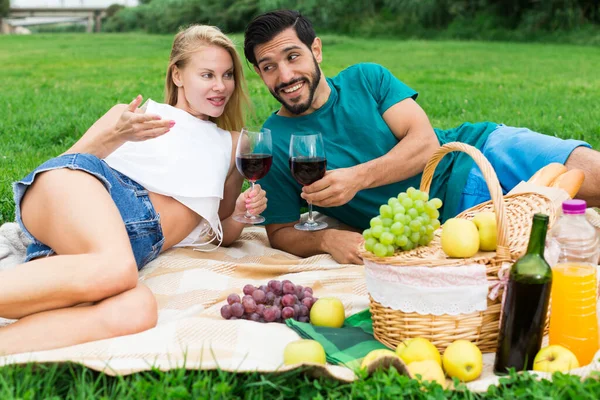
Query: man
243,10,599,264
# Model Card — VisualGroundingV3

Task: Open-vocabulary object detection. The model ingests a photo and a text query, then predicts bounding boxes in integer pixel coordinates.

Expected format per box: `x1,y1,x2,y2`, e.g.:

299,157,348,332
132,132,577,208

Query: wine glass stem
307,202,315,224
246,181,255,219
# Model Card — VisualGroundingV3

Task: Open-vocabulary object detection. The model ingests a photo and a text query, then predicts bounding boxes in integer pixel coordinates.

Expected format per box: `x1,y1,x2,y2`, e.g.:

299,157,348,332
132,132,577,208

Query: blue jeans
13,153,164,269
458,125,591,213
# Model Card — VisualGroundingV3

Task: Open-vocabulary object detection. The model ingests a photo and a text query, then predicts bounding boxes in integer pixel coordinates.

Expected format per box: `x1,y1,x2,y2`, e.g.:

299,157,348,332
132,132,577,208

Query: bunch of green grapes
363,187,443,257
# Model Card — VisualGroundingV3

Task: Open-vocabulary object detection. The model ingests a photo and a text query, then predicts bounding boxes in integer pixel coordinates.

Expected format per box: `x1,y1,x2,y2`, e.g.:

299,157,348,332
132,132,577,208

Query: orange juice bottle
549,262,598,365
548,200,599,366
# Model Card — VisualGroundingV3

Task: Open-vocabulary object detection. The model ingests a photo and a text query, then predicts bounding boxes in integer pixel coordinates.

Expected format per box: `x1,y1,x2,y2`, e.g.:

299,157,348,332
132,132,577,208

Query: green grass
1,361,599,399
1,33,600,398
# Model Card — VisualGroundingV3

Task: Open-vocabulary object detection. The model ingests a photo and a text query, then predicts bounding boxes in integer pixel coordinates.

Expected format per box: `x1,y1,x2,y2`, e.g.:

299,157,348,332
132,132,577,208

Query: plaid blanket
286,309,389,369
0,227,366,382
0,226,598,391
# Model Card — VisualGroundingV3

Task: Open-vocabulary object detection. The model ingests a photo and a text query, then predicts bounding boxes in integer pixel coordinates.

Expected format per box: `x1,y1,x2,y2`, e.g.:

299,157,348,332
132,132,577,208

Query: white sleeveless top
104,99,232,249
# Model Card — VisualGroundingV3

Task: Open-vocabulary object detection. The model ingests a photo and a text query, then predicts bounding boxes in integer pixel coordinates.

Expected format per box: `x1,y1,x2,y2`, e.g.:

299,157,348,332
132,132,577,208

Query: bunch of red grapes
220,280,318,323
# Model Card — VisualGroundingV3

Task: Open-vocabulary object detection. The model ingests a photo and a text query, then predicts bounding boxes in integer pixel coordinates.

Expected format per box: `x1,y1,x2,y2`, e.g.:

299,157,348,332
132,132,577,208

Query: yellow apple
407,360,447,388
360,349,400,370
309,297,346,328
283,339,327,365
472,212,497,251
533,345,580,373
396,337,442,367
442,340,483,382
441,218,480,258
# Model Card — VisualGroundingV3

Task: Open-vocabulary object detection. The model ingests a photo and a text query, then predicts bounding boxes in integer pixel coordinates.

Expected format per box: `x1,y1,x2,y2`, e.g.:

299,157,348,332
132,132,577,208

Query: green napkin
285,309,389,369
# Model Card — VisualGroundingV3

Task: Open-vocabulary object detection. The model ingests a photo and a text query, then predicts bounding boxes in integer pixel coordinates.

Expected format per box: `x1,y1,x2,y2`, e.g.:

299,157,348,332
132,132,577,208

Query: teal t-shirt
258,63,497,229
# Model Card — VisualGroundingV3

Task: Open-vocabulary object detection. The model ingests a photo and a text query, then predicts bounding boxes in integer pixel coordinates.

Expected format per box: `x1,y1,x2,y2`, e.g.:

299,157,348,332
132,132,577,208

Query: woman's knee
98,285,158,337
77,252,139,299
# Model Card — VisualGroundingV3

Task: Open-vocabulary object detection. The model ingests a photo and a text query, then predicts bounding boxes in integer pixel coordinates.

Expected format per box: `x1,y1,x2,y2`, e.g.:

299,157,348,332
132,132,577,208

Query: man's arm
266,222,364,265
302,98,439,207
359,98,439,188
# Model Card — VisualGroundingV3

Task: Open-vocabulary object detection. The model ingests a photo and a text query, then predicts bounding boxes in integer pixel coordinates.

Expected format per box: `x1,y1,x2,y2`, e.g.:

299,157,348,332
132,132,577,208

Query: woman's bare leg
0,168,139,319
0,284,157,356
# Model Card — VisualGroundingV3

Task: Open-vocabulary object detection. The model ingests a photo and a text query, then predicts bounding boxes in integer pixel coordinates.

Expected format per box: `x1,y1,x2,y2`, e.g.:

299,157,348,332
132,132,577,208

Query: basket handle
419,142,511,262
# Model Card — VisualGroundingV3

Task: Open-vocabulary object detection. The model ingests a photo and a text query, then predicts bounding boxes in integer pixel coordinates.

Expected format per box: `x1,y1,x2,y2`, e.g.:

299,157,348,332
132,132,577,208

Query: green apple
442,340,483,382
472,212,497,251
441,218,480,258
396,337,442,367
309,297,346,328
533,345,580,373
283,339,326,365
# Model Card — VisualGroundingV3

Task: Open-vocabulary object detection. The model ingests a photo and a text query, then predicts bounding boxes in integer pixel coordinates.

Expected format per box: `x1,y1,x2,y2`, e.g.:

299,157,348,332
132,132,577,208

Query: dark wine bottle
493,213,553,375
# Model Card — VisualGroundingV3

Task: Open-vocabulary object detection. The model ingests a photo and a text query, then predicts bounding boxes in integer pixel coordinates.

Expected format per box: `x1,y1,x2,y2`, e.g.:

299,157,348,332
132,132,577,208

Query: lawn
1,33,600,398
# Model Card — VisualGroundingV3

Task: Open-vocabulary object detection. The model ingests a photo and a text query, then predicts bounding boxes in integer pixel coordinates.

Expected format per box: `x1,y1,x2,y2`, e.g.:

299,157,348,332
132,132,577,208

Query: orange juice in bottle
548,200,599,366
549,262,598,365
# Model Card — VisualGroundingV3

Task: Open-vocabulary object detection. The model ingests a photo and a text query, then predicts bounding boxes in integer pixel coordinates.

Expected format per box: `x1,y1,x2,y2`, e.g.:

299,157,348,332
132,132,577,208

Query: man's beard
270,57,322,115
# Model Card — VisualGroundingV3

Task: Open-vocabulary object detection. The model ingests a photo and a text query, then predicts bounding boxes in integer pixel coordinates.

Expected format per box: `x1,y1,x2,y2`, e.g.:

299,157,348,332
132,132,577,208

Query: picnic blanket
0,222,30,271
0,226,599,392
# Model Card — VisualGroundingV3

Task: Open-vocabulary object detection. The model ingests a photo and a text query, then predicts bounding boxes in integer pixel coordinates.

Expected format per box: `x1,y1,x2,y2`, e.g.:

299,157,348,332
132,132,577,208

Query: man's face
253,28,322,116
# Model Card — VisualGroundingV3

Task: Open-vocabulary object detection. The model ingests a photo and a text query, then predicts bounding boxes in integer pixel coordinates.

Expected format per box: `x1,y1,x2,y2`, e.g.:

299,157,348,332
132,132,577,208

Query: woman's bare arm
64,96,173,159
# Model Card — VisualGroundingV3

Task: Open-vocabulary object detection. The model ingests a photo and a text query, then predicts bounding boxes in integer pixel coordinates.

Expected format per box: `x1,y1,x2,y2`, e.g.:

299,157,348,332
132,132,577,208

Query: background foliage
103,0,600,43
0,0,9,19
1,33,599,223
0,15,599,399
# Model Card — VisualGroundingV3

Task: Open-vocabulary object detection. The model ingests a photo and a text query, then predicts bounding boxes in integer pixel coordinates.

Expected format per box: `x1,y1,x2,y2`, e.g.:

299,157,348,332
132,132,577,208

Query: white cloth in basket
364,259,489,315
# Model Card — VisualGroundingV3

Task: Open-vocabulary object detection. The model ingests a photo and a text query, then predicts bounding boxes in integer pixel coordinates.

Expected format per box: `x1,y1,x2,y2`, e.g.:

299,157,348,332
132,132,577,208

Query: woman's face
174,45,235,120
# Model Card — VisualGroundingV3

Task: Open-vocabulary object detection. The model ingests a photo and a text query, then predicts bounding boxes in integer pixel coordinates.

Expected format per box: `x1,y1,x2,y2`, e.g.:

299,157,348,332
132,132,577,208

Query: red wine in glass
289,132,328,231
237,153,273,181
233,128,272,224
289,156,327,186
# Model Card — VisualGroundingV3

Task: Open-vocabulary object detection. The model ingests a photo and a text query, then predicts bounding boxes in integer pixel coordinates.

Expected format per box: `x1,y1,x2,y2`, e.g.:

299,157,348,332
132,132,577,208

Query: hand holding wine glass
289,132,328,231
234,127,272,224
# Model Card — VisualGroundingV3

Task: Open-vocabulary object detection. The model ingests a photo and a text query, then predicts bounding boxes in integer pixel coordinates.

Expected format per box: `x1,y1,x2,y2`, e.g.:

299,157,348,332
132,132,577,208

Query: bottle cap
562,199,587,215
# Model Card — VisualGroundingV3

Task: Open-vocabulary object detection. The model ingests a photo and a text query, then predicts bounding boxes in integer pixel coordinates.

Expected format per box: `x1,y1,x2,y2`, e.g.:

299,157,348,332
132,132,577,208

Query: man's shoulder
333,62,387,81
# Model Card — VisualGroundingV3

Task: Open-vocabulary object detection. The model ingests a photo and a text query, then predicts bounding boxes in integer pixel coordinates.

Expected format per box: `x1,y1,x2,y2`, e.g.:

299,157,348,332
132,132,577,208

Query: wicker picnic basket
361,142,559,353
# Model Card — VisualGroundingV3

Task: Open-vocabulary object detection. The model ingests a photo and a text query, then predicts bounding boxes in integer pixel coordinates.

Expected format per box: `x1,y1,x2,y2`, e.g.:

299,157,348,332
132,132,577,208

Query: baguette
551,169,585,198
528,163,568,186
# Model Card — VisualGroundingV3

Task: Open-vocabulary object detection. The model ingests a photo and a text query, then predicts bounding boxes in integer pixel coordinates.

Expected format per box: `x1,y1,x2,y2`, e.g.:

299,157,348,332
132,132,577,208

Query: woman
0,25,266,355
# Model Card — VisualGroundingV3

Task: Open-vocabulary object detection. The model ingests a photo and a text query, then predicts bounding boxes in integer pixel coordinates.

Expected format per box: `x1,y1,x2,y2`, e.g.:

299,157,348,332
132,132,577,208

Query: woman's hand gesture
114,95,175,142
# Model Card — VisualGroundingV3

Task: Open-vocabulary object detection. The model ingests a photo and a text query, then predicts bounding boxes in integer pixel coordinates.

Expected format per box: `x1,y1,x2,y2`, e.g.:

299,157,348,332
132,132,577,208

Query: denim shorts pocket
125,216,162,240
142,236,165,267
126,215,164,269
108,167,149,197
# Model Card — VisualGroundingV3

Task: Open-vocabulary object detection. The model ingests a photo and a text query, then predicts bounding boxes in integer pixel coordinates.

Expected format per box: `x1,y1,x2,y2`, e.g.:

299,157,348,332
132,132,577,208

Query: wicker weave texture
363,143,558,353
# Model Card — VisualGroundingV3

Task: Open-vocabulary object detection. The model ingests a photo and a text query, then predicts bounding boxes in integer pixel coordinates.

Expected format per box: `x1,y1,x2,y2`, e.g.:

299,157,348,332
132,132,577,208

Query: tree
0,0,10,18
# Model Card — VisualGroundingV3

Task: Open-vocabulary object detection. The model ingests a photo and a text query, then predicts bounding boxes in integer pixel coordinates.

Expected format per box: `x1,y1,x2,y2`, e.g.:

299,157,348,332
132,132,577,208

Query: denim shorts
458,125,592,212
13,153,165,270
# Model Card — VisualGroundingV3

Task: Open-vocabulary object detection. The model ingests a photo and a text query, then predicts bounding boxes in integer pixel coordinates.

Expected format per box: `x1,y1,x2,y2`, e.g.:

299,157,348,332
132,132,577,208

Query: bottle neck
562,212,586,220
526,217,548,256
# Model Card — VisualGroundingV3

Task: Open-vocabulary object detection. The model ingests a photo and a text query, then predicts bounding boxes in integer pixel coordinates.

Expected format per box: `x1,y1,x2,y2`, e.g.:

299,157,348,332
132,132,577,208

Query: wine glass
289,132,328,231
233,127,272,224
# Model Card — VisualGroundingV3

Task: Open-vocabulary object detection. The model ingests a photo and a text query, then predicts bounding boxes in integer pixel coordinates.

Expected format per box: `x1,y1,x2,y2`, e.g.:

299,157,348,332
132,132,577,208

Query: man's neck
277,74,331,118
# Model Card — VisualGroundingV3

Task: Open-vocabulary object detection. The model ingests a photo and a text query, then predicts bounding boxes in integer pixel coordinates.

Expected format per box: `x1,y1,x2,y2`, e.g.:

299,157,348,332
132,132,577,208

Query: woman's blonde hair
165,25,249,132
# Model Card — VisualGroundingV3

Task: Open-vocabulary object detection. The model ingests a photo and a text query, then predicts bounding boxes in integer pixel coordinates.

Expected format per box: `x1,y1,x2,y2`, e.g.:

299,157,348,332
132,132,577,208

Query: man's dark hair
244,10,316,66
